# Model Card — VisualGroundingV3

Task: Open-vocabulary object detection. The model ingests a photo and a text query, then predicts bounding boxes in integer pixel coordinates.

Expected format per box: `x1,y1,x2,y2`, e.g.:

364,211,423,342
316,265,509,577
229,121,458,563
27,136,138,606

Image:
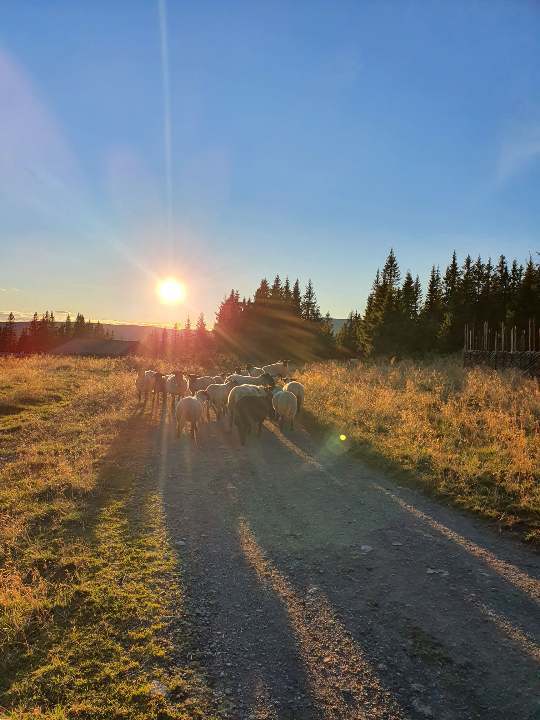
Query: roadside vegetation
0,355,218,719
298,357,540,541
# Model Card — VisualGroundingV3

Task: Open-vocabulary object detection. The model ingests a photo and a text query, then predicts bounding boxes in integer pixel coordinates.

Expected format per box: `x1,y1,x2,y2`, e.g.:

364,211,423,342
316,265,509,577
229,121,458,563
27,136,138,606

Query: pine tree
254,278,270,303
301,279,321,322
270,274,283,300
64,314,73,339
73,313,85,336
6,312,16,352
283,276,292,304
292,279,302,315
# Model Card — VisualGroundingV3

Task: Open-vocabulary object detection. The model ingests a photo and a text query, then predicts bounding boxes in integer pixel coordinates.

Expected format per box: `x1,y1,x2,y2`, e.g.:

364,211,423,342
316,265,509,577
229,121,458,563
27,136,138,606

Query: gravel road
157,413,540,720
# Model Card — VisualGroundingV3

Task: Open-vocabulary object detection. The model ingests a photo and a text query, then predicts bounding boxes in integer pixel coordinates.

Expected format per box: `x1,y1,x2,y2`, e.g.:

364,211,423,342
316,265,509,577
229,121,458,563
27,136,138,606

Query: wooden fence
463,320,540,376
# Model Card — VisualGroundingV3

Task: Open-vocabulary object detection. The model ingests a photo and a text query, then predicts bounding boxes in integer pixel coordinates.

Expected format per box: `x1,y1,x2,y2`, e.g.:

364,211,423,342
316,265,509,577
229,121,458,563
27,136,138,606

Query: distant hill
13,319,348,340
13,322,155,342
331,318,347,333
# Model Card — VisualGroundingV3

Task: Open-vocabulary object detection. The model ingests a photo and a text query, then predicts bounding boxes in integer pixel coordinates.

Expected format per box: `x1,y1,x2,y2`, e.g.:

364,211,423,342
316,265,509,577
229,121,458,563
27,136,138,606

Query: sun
156,277,186,305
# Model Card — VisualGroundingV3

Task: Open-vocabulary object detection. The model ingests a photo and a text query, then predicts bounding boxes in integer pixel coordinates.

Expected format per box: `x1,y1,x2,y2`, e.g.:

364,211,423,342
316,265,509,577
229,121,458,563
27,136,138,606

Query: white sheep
136,369,157,404
197,382,232,421
283,380,305,415
262,360,292,379
272,389,298,430
224,372,274,387
184,374,224,395
175,395,204,441
165,371,188,414
227,383,271,429
247,364,263,377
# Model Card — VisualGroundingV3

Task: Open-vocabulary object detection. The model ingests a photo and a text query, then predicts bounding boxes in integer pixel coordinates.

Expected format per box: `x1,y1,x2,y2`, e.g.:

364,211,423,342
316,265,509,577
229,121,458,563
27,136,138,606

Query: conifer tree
292,279,302,315
301,279,321,322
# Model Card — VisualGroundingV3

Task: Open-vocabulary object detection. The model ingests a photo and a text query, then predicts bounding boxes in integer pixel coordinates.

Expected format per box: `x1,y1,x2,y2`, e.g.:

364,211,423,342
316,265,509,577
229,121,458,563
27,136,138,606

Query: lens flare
157,277,185,304
340,434,347,441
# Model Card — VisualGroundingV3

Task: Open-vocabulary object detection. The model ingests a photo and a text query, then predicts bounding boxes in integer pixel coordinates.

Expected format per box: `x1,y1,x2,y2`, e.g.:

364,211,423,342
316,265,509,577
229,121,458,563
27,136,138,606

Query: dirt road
157,413,540,720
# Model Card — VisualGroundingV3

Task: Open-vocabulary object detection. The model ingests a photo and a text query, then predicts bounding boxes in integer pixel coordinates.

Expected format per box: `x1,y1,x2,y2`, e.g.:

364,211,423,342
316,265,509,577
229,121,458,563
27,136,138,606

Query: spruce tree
301,279,321,322
292,279,302,315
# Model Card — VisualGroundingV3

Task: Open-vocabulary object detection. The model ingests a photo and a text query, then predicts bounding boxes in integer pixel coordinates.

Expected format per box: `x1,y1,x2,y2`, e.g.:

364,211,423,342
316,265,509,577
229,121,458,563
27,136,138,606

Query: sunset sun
156,277,186,305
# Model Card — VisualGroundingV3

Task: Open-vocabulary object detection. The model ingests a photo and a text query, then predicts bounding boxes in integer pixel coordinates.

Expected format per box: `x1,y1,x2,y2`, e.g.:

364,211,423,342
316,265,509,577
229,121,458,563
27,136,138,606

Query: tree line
0,312,111,353
337,250,540,356
2,252,538,359
212,276,335,360
140,276,335,362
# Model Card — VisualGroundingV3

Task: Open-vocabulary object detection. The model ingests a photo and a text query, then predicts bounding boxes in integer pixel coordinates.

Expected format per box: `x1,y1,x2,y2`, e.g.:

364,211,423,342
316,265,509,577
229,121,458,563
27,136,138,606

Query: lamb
174,395,204,441
272,389,298,430
261,360,291,379
227,383,272,429
247,364,263,377
234,394,273,445
283,380,305,415
196,382,232,421
165,371,188,413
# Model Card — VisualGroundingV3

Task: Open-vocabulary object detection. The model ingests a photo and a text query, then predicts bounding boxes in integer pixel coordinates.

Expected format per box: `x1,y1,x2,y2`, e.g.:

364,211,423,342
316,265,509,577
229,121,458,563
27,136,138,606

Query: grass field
298,357,540,542
0,355,218,719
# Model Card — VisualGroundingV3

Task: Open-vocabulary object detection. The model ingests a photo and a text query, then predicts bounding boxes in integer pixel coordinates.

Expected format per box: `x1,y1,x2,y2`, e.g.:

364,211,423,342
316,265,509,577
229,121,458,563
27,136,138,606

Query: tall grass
298,357,540,540
0,355,218,718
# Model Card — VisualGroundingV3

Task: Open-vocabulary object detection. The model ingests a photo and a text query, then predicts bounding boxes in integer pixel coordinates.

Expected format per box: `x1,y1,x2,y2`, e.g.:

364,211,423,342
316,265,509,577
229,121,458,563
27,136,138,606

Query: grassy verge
297,357,540,542
0,355,219,719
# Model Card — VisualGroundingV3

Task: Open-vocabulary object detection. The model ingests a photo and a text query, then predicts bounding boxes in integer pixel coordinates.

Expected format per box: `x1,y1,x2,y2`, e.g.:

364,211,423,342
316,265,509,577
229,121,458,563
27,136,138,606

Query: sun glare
157,277,186,305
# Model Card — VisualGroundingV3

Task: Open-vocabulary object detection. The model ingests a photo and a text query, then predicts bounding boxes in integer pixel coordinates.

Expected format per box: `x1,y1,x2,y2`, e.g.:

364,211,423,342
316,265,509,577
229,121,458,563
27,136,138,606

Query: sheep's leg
190,421,196,440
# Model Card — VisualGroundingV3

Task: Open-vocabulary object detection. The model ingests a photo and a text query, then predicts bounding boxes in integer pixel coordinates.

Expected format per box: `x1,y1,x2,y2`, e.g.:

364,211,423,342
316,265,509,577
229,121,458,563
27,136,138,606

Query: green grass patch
0,356,220,719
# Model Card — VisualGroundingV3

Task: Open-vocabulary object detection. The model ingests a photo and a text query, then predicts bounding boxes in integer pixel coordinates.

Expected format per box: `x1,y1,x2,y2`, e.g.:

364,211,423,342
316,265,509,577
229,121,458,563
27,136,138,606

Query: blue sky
1,0,539,325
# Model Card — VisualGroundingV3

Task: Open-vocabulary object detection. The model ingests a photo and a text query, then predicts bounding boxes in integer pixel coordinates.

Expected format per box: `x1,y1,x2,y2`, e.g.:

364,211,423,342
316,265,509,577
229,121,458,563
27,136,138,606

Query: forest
1,250,539,359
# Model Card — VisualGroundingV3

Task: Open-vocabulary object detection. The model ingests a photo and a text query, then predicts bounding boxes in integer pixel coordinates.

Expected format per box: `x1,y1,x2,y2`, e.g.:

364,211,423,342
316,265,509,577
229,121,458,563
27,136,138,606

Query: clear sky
1,1,539,326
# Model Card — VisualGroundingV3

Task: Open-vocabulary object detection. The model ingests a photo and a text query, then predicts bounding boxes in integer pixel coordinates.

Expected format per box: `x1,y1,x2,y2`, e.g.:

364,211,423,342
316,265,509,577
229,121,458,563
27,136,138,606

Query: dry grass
298,357,540,541
0,355,219,719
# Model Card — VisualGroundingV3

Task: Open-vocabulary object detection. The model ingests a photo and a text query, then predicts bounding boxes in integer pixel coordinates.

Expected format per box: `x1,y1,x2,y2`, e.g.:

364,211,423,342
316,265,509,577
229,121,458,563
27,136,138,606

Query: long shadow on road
161,415,540,720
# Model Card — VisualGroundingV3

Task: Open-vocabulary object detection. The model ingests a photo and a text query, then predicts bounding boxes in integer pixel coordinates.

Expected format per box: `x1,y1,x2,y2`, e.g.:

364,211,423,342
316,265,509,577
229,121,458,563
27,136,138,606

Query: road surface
156,413,540,720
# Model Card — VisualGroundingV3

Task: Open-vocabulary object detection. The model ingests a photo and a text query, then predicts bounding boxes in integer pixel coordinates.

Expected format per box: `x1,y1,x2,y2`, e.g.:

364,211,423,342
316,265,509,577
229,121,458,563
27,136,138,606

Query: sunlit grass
298,357,540,541
0,355,219,718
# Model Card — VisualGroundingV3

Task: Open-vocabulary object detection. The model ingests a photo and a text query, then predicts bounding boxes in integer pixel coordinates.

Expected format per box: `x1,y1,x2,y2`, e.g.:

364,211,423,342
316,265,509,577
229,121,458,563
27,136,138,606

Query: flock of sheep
135,359,305,444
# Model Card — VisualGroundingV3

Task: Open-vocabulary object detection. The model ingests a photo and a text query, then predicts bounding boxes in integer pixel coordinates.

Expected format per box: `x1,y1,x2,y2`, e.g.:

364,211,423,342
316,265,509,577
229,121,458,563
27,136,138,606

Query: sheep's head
261,373,275,387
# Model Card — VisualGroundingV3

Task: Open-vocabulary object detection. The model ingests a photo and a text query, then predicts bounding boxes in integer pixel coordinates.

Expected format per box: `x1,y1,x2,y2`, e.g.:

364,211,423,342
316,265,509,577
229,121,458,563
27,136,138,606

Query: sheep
234,394,273,445
165,371,188,414
247,364,263,377
262,360,292,379
227,383,273,429
224,371,275,388
184,374,224,395
174,395,204,440
152,372,167,410
196,382,232,421
136,369,159,405
272,389,298,430
283,380,305,415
